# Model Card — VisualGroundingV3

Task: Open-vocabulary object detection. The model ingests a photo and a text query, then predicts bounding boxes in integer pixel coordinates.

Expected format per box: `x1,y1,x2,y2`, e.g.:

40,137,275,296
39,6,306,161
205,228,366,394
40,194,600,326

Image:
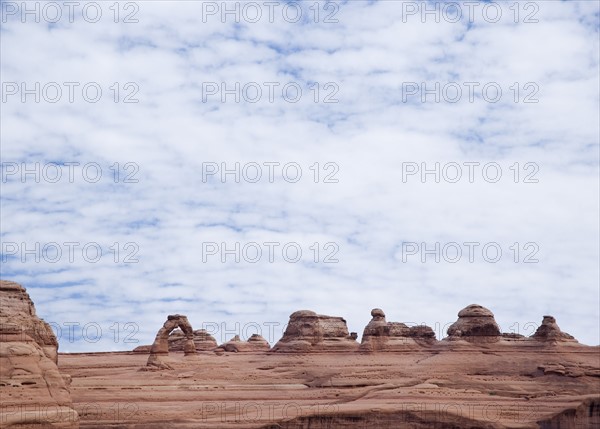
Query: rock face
260,408,504,429
446,304,501,342
537,397,600,428
0,280,79,428
532,316,577,343
215,334,271,352
146,314,196,369
360,308,436,352
0,280,59,363
271,310,359,352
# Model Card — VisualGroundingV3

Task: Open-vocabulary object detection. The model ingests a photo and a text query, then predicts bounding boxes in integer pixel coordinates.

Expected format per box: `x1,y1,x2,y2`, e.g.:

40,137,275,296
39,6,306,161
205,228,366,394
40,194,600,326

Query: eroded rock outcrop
146,314,196,369
271,310,359,352
0,280,59,363
446,304,501,342
215,334,271,352
179,328,218,351
360,308,436,352
3,285,597,428
0,280,79,428
531,315,577,343
134,328,218,353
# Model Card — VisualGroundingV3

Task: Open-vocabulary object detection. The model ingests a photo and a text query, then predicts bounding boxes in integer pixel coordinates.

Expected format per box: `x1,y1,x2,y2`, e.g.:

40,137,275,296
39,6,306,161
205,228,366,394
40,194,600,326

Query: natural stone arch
147,314,196,369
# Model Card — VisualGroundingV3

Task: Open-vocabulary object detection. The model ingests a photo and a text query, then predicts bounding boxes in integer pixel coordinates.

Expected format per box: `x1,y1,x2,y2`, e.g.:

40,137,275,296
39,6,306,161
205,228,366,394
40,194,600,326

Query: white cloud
1,1,598,351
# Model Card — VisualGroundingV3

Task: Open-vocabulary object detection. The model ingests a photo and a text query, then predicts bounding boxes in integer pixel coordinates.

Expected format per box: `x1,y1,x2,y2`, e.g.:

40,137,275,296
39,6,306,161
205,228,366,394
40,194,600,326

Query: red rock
215,334,270,352
0,280,58,363
360,309,436,352
446,304,501,342
167,328,218,352
134,328,218,353
4,282,599,429
531,315,577,343
146,314,196,369
271,310,359,352
0,280,79,428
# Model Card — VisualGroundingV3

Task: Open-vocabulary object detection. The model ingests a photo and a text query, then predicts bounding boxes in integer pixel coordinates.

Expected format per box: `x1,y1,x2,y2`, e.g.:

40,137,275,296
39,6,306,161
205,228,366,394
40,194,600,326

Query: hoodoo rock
146,314,196,369
271,310,359,352
446,304,501,342
531,315,577,343
360,308,436,351
215,334,271,352
362,308,388,336
0,280,79,428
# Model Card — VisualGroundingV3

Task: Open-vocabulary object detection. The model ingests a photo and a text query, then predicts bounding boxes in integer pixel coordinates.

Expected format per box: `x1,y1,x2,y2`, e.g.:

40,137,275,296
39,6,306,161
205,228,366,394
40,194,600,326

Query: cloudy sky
1,0,598,351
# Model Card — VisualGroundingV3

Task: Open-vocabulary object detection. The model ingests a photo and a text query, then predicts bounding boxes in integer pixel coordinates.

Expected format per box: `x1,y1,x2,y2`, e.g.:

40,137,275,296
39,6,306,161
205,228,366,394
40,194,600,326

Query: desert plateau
1,280,598,429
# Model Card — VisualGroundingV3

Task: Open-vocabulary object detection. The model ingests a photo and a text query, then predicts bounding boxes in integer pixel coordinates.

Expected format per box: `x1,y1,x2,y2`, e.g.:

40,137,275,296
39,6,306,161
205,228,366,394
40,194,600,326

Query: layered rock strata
0,280,79,428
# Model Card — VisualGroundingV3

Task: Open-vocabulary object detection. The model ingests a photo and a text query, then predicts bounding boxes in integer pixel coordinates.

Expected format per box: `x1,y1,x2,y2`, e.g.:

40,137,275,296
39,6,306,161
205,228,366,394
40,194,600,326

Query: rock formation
134,328,218,353
215,334,271,352
0,280,59,363
531,315,577,343
2,280,599,428
446,304,501,342
180,328,218,350
360,308,436,352
146,314,196,369
271,310,359,352
0,280,79,428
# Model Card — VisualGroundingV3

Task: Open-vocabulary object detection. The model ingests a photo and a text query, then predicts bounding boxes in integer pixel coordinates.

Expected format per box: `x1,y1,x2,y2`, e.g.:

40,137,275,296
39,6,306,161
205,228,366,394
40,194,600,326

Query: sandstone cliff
0,280,79,428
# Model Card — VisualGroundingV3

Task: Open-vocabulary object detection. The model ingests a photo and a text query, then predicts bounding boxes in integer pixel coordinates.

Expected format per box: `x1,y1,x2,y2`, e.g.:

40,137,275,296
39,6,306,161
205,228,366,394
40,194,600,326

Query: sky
1,0,599,352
